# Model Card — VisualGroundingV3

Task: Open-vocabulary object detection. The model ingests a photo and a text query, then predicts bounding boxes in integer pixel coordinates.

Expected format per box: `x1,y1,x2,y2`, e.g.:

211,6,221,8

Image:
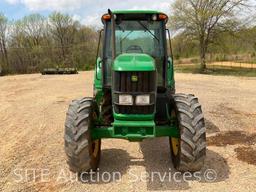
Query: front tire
170,94,206,172
101,91,113,125
64,98,101,173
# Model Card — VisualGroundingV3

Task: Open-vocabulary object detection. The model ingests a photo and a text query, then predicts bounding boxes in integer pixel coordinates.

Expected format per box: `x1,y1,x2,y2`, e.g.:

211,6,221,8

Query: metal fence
207,61,256,69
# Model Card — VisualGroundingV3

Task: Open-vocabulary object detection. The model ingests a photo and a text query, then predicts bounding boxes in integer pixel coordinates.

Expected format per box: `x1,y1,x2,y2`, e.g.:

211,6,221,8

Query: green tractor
64,10,206,173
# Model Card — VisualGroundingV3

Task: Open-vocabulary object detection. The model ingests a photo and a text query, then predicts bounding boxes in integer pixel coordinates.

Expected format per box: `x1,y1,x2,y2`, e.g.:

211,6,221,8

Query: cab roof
101,10,168,23
111,10,164,14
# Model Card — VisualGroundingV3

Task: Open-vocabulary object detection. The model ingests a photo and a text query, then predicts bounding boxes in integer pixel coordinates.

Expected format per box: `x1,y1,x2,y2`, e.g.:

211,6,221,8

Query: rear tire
64,98,101,173
169,94,206,172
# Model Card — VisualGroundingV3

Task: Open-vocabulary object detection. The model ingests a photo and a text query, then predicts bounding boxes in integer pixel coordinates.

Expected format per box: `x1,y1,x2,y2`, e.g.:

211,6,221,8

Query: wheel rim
171,137,179,156
92,111,98,121
92,139,100,158
170,109,180,156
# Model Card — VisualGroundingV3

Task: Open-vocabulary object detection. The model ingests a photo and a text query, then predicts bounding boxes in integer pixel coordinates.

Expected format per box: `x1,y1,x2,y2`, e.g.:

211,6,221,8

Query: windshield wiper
119,30,134,53
120,30,134,43
137,21,159,42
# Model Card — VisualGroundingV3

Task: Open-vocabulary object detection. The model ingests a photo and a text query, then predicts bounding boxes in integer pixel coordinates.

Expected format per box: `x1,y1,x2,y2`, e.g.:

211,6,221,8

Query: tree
0,11,100,75
48,12,77,66
72,25,98,70
0,13,9,73
170,0,247,71
8,21,29,73
21,14,46,47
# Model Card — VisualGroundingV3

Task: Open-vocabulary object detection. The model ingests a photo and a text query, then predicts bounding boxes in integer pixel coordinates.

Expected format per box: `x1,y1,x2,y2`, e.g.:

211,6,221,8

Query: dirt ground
0,71,256,192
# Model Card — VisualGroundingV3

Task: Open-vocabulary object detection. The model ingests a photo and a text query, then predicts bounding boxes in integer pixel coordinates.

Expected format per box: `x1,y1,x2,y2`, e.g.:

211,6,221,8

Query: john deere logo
131,75,138,82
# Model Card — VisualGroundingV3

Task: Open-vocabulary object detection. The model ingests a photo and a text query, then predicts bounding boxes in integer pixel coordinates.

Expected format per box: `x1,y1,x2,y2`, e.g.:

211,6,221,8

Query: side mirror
168,57,173,69
98,60,102,69
96,29,104,61
166,29,174,62
96,57,102,80
95,29,103,81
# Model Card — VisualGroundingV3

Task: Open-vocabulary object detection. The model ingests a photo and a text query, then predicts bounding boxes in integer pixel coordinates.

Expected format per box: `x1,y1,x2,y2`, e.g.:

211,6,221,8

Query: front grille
114,71,156,92
113,71,156,114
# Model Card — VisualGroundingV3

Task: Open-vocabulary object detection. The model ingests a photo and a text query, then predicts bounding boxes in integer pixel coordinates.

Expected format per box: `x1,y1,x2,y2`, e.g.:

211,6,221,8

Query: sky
0,0,173,26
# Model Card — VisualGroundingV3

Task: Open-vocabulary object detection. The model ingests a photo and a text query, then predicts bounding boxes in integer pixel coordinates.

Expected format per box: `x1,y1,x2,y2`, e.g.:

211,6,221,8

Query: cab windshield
103,20,166,86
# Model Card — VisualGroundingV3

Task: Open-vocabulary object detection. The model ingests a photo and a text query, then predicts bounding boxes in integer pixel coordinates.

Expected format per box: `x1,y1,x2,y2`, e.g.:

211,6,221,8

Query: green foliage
172,26,256,63
0,12,98,75
0,13,8,74
170,0,248,71
253,42,256,51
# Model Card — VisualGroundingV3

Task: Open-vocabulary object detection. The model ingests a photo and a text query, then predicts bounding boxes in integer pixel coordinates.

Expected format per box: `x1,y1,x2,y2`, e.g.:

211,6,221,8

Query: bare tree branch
170,0,249,71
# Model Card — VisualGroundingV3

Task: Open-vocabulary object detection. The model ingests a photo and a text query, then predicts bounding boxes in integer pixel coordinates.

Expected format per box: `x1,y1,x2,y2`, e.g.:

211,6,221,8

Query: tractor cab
94,10,175,126
99,10,174,91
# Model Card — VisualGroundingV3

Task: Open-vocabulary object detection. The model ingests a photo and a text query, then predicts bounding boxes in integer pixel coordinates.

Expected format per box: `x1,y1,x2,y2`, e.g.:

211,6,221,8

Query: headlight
136,95,150,105
119,95,133,105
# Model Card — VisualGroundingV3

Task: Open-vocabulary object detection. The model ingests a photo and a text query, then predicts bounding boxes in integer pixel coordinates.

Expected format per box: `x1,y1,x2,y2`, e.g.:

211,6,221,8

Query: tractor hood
113,53,156,71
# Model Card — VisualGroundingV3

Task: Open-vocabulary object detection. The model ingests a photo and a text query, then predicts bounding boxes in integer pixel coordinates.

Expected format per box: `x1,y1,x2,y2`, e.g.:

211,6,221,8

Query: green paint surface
91,120,179,141
113,113,154,121
94,57,103,90
167,57,175,89
113,53,156,71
